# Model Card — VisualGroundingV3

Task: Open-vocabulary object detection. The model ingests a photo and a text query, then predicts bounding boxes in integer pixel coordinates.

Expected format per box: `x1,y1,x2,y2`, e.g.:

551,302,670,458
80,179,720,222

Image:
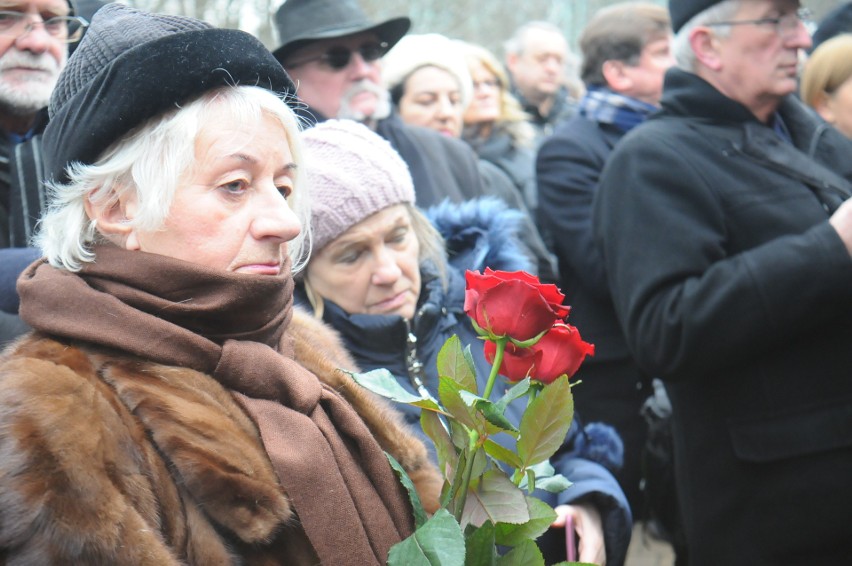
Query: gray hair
673,0,741,71
504,21,565,58
36,85,311,273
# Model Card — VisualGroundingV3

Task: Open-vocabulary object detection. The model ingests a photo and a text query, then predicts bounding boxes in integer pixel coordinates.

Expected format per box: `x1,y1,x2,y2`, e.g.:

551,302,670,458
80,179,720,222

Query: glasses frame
0,10,89,43
705,7,812,39
287,41,389,71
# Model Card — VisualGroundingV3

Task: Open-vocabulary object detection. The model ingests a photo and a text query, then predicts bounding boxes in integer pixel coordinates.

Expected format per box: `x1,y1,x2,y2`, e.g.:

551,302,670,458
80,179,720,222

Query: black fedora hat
273,0,410,64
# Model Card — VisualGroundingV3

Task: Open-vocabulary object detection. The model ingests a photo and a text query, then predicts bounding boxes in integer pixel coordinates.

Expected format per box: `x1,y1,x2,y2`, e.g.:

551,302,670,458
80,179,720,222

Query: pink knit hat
302,119,416,253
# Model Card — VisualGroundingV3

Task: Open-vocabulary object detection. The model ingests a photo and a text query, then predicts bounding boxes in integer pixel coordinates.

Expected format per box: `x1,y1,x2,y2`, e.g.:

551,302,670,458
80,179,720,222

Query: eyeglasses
287,41,389,70
472,78,501,90
0,10,88,43
705,7,812,40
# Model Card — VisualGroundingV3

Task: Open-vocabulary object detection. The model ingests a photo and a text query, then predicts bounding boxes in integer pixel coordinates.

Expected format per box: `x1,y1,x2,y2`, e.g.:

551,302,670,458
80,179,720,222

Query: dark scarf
579,86,658,133
17,245,412,565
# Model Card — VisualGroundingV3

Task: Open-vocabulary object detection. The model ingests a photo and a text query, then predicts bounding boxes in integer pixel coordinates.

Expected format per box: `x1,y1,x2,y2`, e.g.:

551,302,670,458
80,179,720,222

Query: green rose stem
453,337,506,523
453,428,480,524
482,336,507,399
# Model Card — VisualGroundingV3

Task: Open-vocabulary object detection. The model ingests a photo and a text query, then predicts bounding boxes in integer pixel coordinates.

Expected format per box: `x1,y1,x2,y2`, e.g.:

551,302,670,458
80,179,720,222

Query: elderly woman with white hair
0,5,440,565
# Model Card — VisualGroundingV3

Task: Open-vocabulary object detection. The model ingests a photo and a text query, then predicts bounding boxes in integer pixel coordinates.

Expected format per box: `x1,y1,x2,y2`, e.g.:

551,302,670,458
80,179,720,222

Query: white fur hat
381,33,473,109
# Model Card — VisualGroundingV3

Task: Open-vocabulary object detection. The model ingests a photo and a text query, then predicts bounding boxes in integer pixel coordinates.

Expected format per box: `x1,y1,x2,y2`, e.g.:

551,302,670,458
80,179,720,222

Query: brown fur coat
0,308,441,565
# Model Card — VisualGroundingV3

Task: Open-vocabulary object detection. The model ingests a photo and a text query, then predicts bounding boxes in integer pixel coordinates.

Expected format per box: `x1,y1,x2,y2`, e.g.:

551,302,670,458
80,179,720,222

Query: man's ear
505,52,519,74
690,27,723,71
602,60,632,93
84,188,141,250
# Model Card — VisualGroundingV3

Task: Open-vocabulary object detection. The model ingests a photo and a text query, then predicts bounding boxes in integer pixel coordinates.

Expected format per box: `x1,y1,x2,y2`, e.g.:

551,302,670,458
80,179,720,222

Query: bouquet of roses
353,269,595,565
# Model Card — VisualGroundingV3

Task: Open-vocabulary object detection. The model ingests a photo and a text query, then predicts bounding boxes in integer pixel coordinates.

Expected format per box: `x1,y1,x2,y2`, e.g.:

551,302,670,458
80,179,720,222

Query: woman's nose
371,246,402,285
251,188,301,243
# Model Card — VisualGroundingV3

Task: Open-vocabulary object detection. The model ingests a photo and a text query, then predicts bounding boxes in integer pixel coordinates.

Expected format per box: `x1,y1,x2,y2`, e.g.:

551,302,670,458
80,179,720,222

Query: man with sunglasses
593,0,852,563
272,0,540,216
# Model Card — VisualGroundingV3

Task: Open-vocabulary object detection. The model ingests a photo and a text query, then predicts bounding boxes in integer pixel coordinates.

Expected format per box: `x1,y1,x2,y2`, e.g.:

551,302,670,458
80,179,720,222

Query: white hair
673,0,741,71
36,85,311,273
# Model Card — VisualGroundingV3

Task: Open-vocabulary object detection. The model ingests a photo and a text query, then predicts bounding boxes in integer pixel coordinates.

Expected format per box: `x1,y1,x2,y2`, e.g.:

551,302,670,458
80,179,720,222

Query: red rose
464,269,571,341
484,323,595,384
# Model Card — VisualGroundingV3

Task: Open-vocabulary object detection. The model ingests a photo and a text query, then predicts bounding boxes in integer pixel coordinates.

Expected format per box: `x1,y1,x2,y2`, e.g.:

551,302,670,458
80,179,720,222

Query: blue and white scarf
578,86,658,133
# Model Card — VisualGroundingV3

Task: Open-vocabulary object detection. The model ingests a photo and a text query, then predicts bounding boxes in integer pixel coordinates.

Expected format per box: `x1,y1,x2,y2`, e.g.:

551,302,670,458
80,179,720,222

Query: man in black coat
537,1,674,532
593,0,852,563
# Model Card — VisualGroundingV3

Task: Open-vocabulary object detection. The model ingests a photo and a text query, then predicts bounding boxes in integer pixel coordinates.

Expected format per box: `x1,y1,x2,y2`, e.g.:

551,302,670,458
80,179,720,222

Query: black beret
669,0,725,33
44,3,297,185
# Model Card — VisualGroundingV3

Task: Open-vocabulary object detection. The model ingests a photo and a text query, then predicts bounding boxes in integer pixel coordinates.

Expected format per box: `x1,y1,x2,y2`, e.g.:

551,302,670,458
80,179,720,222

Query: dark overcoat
593,68,852,564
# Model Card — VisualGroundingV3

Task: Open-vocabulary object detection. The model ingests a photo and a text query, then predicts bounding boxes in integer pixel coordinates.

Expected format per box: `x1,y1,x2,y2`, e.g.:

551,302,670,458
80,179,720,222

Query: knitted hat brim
44,28,296,184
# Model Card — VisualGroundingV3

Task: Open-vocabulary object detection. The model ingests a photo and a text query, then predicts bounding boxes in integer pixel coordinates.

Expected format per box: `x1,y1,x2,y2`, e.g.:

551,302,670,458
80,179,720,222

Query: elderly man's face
125,107,302,274
0,0,69,116
284,31,386,121
507,29,567,104
709,0,810,119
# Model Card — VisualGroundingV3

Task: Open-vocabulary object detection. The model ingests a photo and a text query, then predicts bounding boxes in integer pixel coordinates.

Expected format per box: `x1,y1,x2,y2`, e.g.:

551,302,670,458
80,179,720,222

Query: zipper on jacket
404,313,431,399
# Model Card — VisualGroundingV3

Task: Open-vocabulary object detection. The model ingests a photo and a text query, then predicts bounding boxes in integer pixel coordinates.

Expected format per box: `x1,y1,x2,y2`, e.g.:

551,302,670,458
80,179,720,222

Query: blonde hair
801,34,852,110
36,86,310,272
459,41,535,148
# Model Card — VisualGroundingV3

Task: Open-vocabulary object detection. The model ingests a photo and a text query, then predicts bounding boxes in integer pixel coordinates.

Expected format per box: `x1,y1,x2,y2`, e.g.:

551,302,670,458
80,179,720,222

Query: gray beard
337,79,392,124
0,50,64,117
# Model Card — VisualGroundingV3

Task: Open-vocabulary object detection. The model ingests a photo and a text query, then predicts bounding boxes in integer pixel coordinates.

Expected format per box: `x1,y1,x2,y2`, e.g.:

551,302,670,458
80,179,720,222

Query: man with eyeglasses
0,0,88,345
592,0,852,563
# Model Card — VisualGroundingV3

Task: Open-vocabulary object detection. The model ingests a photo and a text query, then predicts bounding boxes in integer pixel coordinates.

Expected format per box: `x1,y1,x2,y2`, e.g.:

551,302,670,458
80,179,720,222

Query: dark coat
297,199,632,565
0,110,49,249
376,114,556,281
0,310,441,564
537,112,651,514
593,68,852,564
465,127,537,211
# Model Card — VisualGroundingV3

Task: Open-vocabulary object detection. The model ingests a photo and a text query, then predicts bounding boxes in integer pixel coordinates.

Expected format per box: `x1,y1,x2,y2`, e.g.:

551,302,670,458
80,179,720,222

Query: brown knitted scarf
18,245,413,565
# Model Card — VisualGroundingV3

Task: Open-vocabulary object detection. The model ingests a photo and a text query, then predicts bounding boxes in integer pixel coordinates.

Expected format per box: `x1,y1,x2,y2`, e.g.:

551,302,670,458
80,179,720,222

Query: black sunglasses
288,41,389,70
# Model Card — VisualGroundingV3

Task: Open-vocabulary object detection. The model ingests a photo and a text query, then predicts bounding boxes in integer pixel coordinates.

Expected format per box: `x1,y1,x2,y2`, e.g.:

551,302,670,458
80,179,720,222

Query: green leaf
348,368,443,413
439,377,480,430
421,410,456,476
517,376,574,468
385,452,428,529
534,474,572,494
461,469,529,528
494,496,556,546
482,438,522,469
460,391,518,433
437,335,478,393
463,522,497,566
495,378,531,414
494,539,545,566
386,509,465,566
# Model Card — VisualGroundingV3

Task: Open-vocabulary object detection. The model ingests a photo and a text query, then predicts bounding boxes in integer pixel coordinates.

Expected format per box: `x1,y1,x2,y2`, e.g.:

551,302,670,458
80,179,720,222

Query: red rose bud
484,323,595,384
464,269,571,341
